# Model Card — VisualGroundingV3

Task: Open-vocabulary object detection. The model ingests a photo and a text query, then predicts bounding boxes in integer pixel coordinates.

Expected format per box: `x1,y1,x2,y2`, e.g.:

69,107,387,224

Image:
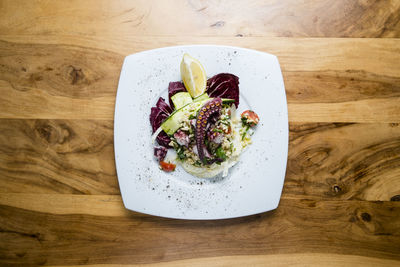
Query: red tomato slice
241,110,260,126
160,161,176,172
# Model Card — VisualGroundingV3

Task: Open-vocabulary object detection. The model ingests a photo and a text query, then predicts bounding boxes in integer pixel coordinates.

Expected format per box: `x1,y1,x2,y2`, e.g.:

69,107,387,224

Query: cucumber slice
171,92,193,110
193,93,233,104
193,93,209,102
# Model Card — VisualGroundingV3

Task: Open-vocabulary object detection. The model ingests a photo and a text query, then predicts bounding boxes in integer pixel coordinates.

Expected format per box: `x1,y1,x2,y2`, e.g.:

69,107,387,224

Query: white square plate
114,45,288,220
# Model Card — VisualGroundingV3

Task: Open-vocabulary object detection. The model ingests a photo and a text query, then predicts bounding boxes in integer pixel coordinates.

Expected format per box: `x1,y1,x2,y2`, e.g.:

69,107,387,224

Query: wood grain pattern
1,37,399,121
0,119,117,194
1,0,400,265
0,198,399,265
1,0,399,38
61,254,400,267
286,123,400,201
1,119,399,202
0,194,127,217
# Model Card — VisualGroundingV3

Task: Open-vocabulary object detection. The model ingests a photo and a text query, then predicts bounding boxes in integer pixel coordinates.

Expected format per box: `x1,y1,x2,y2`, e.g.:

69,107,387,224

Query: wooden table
1,1,399,266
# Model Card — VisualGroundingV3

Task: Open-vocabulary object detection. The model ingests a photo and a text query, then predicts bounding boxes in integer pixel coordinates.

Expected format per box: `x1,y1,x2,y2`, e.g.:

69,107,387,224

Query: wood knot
67,65,85,85
36,122,57,144
390,195,400,201
361,212,371,222
390,123,399,127
35,121,73,145
325,179,347,197
333,185,342,193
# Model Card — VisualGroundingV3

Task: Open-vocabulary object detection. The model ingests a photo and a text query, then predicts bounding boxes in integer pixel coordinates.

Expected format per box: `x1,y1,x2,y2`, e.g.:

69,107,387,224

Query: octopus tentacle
195,98,222,163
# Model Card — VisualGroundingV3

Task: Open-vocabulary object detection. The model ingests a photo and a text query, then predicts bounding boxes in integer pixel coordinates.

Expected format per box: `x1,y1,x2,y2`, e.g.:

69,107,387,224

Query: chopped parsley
241,125,250,140
176,146,186,160
212,128,223,133
216,146,227,161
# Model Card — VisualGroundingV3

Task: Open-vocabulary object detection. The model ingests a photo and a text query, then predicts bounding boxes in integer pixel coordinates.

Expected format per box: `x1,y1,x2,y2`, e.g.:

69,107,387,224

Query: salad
150,54,259,178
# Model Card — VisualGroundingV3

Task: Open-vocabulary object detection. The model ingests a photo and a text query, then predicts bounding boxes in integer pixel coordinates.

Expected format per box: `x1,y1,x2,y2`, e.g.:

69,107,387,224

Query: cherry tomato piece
160,161,176,172
241,110,260,126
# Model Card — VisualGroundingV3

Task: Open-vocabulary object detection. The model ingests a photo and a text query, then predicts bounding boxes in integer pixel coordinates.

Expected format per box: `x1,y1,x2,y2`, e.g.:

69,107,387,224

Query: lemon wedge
180,53,207,98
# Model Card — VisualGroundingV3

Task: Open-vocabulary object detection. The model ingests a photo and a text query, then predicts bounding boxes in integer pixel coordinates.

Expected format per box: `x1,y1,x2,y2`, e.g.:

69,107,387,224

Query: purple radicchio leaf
206,73,239,108
154,146,168,161
149,97,172,148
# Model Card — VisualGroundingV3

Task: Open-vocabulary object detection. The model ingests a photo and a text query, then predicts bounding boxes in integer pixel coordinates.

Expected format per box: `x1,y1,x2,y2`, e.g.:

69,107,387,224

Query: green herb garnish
241,125,250,140
177,147,186,160
216,146,227,161
241,116,248,126
212,128,223,133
